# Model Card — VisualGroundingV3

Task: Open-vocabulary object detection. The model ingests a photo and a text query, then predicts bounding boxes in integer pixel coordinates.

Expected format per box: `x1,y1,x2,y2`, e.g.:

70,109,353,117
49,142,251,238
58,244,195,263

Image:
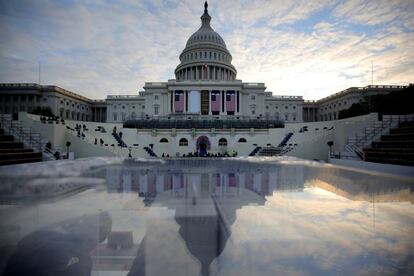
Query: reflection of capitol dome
175,1,237,81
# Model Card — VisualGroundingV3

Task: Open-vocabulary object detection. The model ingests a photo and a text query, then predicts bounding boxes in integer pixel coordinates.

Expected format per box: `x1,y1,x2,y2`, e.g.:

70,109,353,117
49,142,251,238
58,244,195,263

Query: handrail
343,113,414,160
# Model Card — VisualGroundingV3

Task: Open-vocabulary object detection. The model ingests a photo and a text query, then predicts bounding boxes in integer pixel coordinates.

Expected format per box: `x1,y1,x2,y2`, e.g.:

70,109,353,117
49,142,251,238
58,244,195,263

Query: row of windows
60,100,88,111
266,105,297,110
113,105,145,110
321,100,348,111
159,137,248,146
183,51,230,63
190,33,222,44
0,95,89,112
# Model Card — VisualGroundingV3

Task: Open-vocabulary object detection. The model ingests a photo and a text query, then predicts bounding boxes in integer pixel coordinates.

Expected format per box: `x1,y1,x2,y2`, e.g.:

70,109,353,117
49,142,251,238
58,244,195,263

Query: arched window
218,138,227,146
238,138,247,143
179,138,188,146
160,138,168,143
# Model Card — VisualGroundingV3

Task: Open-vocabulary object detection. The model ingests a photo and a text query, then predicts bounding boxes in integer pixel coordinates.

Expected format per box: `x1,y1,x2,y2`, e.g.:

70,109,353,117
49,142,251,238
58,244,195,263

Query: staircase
144,146,157,157
248,146,262,156
258,147,282,156
341,115,409,160
363,121,414,166
0,128,42,166
253,132,294,157
112,132,127,147
277,132,293,147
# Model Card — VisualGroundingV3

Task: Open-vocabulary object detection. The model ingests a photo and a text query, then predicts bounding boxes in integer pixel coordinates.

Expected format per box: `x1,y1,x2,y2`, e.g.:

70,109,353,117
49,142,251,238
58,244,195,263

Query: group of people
44,141,62,160
40,116,65,124
75,124,88,139
182,151,238,158
112,126,123,138
94,137,105,146
160,151,238,158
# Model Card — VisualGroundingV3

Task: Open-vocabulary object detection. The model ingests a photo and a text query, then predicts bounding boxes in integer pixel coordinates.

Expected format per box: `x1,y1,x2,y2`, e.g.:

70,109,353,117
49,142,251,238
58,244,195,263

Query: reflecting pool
0,157,413,276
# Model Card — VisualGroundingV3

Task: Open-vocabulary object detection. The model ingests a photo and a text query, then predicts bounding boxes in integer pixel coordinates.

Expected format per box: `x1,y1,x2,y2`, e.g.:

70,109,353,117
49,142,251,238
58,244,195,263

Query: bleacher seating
363,121,414,166
0,128,42,166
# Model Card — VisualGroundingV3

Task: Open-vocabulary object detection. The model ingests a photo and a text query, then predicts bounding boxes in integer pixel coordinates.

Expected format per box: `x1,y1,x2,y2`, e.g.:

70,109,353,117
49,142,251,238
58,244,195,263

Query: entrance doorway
196,136,211,157
199,143,207,156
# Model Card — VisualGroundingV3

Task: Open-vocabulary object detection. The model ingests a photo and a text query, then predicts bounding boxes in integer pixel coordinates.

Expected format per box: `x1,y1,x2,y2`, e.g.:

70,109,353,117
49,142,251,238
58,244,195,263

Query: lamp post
128,146,132,158
327,141,334,158
66,141,71,159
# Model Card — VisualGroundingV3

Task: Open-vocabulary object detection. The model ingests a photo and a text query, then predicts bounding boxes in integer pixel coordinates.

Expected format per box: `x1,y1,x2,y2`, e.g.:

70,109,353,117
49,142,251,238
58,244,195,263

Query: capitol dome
175,1,237,81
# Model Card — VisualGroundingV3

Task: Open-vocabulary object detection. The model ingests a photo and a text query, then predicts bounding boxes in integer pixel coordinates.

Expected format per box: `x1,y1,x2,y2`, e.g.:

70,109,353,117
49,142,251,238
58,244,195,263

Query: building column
208,90,212,115
170,91,174,113
185,90,188,112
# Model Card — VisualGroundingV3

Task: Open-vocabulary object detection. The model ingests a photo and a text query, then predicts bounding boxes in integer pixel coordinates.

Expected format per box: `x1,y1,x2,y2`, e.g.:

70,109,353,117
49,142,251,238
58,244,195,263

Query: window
121,112,126,121
160,138,168,143
179,138,188,146
251,95,255,100
265,105,269,110
218,138,227,146
285,113,289,121
154,105,159,115
155,95,159,100
293,106,296,109
238,138,247,143
122,105,125,109
285,106,288,109
113,113,118,121
114,105,117,109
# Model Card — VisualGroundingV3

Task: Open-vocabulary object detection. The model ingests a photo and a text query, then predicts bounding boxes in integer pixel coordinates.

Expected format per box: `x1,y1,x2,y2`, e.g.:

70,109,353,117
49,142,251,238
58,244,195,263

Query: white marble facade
106,2,303,123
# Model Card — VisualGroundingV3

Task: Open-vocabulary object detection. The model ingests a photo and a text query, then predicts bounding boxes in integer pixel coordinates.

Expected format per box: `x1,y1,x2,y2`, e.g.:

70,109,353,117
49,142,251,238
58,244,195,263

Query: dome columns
176,65,236,81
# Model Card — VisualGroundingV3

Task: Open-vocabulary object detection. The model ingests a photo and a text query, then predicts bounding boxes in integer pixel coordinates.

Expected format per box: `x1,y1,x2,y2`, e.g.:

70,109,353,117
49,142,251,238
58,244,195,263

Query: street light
66,141,71,159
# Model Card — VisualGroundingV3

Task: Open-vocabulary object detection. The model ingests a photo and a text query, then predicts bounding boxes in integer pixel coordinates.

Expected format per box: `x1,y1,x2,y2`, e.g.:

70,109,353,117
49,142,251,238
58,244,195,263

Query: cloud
0,0,413,100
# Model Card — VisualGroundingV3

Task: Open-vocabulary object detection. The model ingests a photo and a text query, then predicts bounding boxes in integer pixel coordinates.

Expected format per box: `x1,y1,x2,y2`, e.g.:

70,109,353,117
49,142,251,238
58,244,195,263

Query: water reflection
0,158,413,276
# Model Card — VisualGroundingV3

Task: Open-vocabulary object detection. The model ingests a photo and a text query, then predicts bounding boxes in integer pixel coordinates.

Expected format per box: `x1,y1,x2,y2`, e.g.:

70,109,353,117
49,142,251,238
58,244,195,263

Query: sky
0,0,413,100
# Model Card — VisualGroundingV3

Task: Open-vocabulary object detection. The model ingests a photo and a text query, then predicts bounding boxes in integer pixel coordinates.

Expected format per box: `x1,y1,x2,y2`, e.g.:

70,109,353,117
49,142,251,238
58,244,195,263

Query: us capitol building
0,2,407,125
107,1,303,125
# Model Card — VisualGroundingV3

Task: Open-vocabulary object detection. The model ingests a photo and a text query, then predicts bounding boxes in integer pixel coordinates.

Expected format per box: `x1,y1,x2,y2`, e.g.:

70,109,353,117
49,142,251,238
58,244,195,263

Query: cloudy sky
0,0,413,100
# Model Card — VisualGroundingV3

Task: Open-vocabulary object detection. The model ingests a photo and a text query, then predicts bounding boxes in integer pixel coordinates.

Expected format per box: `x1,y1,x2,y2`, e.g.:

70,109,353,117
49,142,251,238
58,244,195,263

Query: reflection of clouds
1,159,413,275
212,184,414,275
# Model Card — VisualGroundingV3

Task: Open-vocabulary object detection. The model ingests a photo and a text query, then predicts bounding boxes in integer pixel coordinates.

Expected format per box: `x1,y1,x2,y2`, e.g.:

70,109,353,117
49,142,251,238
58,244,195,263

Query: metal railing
0,114,67,160
341,114,414,160
0,114,42,151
